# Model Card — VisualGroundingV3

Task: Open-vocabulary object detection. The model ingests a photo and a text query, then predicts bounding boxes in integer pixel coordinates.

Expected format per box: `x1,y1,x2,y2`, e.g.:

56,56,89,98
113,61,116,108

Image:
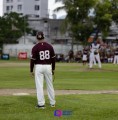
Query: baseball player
89,40,102,68
113,48,118,64
30,31,56,109
82,48,88,65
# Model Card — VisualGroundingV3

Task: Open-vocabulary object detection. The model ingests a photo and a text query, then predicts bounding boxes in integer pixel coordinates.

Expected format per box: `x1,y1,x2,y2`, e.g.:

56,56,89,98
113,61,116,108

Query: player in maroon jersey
30,31,56,109
82,48,88,65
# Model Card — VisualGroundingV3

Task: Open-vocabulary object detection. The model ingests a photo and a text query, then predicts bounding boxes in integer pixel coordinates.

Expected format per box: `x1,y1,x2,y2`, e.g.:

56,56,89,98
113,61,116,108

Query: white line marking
13,93,30,96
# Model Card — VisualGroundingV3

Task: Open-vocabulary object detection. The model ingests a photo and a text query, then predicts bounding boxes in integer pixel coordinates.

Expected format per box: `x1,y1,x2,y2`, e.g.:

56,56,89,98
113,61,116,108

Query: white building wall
3,0,48,18
3,43,83,58
3,44,33,58
40,0,48,18
23,0,41,17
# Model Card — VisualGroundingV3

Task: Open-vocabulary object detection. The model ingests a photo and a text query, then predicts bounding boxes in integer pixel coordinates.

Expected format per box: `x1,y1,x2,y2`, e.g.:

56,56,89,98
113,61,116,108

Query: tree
93,0,113,37
55,0,98,47
0,12,31,48
55,0,118,46
110,0,118,23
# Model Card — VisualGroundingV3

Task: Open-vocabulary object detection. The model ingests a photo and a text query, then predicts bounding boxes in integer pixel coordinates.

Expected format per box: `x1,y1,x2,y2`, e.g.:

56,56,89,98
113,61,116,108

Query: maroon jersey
83,49,88,55
30,42,55,72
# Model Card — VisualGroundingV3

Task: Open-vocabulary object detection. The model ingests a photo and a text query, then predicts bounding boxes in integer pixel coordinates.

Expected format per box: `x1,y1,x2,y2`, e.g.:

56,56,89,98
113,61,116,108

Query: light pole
23,15,26,44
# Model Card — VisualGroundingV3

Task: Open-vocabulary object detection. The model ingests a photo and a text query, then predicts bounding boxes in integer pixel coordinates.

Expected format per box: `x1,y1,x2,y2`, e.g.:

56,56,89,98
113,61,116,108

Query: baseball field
0,58,118,120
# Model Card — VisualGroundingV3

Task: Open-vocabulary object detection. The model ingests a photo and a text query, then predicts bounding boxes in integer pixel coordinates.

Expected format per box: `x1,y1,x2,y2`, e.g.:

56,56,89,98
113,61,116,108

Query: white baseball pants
113,55,118,64
89,53,101,68
35,65,56,106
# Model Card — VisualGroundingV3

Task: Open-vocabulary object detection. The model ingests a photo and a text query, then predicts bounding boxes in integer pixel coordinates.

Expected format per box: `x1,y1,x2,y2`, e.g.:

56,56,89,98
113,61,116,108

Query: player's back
32,42,55,64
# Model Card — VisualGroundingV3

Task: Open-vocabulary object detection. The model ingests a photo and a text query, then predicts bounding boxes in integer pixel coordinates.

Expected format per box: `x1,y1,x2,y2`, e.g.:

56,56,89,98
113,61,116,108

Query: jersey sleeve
31,47,37,60
30,47,36,72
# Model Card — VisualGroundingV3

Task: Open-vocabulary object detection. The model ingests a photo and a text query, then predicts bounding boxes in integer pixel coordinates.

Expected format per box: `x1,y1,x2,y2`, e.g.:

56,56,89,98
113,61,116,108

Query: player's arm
51,47,56,75
51,56,55,75
30,59,35,77
30,48,36,77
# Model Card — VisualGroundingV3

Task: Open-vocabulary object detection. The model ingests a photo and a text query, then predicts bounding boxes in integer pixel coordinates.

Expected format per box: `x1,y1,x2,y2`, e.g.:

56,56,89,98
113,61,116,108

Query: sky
0,0,66,18
48,0,66,18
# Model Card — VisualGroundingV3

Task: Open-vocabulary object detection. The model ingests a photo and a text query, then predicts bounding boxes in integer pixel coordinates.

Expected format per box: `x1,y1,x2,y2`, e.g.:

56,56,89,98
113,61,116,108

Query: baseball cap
36,31,44,40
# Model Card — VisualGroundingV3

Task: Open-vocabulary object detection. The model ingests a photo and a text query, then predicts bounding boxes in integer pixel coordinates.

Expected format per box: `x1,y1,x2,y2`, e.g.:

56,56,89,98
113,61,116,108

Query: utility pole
24,16,26,44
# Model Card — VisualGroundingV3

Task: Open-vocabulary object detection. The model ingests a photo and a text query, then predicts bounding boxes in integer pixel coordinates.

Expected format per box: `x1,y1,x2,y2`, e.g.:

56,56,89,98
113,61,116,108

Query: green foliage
0,12,31,48
110,0,118,23
94,0,113,37
65,0,97,43
55,0,118,44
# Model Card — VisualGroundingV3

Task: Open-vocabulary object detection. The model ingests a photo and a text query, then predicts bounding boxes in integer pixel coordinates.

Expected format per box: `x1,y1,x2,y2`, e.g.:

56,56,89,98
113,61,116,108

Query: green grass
0,94,118,120
0,57,30,63
0,60,118,120
0,61,118,90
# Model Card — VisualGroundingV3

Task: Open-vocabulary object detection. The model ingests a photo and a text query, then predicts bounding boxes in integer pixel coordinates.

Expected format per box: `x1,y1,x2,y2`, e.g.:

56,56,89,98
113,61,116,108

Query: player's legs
82,55,87,65
93,57,96,65
116,56,118,64
115,55,118,64
44,65,56,105
89,53,94,68
113,56,116,64
35,65,45,106
95,54,101,68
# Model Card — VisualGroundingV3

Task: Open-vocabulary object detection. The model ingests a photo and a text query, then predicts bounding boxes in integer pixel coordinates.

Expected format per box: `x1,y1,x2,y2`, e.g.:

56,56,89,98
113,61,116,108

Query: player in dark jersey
82,48,88,65
30,31,56,109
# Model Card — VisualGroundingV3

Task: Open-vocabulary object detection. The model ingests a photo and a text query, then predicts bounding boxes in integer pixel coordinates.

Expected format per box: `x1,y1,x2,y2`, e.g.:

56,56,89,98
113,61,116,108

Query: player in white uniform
113,48,118,64
89,41,102,68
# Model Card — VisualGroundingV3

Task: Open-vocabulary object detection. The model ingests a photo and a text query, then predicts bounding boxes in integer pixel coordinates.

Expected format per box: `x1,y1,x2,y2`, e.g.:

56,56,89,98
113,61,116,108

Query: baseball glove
94,50,98,55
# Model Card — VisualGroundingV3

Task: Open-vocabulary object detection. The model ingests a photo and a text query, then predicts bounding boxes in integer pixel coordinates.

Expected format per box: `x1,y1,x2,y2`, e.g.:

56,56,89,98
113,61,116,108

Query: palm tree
54,0,97,46
54,0,117,44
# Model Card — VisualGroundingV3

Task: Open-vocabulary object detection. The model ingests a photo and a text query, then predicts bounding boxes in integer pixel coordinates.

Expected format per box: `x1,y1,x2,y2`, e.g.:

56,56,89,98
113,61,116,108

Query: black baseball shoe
35,105,45,109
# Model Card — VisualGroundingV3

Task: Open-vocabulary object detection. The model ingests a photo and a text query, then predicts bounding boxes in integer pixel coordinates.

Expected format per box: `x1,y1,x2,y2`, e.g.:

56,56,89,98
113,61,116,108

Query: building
3,18,84,57
3,18,118,58
3,0,48,19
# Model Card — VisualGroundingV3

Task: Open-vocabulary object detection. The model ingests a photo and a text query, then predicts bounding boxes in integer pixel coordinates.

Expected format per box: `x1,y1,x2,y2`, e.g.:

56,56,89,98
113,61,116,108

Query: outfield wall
3,44,83,58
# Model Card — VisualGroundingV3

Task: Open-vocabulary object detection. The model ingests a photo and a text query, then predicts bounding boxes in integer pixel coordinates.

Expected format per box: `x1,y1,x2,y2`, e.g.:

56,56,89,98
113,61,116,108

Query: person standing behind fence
68,49,74,62
30,31,56,109
113,48,118,64
82,48,88,65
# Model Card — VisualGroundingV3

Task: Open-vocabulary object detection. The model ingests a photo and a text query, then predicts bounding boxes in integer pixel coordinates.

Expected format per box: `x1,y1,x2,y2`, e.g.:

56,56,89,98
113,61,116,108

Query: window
17,5,22,11
6,6,10,11
35,5,40,11
35,15,40,18
6,0,10,2
11,6,13,10
6,0,13,2
6,5,13,12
